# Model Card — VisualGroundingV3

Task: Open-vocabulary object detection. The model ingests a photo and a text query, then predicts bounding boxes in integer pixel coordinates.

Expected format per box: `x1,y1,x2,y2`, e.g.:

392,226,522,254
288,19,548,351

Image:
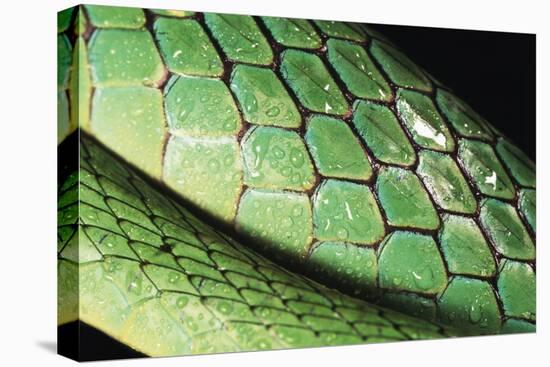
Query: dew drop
245,93,258,113
256,339,271,350
223,121,235,131
186,318,199,332
208,159,220,171
273,146,285,159
291,205,303,217
260,307,271,318
176,296,189,309
281,217,294,228
223,154,235,166
281,166,292,177
266,105,281,117
336,227,349,240
216,301,233,315
413,267,434,291
290,148,305,168
168,272,180,283
469,303,482,324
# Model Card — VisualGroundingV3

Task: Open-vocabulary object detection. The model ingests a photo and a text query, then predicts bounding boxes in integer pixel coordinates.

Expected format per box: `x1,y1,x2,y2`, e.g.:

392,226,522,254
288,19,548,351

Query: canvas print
57,4,536,361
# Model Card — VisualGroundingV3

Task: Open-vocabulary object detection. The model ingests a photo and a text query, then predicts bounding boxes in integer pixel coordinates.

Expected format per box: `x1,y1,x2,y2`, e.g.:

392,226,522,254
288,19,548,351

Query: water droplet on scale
216,301,233,315
273,146,285,159
176,296,189,309
245,94,258,113
412,267,434,290
290,173,301,183
337,228,349,240
266,105,280,117
281,217,294,228
280,166,292,177
469,303,482,324
168,272,180,283
290,148,305,168
291,205,303,217
208,159,220,171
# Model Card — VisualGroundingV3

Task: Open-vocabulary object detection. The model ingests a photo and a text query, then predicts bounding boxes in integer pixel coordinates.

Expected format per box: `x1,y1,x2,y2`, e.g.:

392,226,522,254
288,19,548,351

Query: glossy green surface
353,101,416,166
59,136,450,357
381,293,436,321
85,5,145,29
439,215,496,277
437,276,501,335
261,17,322,49
154,18,223,77
164,76,241,135
241,126,315,190
58,35,72,90
376,167,439,230
69,36,92,133
150,9,195,18
88,29,165,87
314,20,366,41
231,64,301,127
496,138,536,188
326,39,392,101
313,179,385,244
370,39,431,91
417,150,477,213
458,139,515,200
205,13,273,65
280,49,348,115
397,89,454,152
58,8,74,33
479,198,535,260
90,87,166,178
59,6,536,356
236,189,312,261
497,260,536,320
436,89,493,141
502,319,536,334
378,232,447,295
57,92,70,144
164,135,242,222
306,242,378,297
518,189,536,232
305,115,372,180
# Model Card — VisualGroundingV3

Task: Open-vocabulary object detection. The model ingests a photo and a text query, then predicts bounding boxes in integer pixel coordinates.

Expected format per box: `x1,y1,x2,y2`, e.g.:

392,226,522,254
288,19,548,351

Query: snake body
58,4,536,359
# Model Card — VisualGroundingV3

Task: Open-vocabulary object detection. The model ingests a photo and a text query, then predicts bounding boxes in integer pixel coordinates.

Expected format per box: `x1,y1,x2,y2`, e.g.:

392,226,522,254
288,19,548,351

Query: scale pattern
58,134,450,356
58,5,536,340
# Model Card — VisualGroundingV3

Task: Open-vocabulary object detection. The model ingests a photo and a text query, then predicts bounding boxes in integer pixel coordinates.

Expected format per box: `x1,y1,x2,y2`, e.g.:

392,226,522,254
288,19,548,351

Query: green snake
58,5,536,359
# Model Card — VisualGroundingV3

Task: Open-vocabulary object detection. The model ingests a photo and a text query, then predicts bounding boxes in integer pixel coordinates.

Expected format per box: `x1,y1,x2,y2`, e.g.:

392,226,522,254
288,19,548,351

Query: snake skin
57,5,536,356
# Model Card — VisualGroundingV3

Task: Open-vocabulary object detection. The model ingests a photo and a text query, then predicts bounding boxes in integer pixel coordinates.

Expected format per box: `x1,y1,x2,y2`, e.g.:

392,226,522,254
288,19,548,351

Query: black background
60,23,536,361
373,24,536,161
